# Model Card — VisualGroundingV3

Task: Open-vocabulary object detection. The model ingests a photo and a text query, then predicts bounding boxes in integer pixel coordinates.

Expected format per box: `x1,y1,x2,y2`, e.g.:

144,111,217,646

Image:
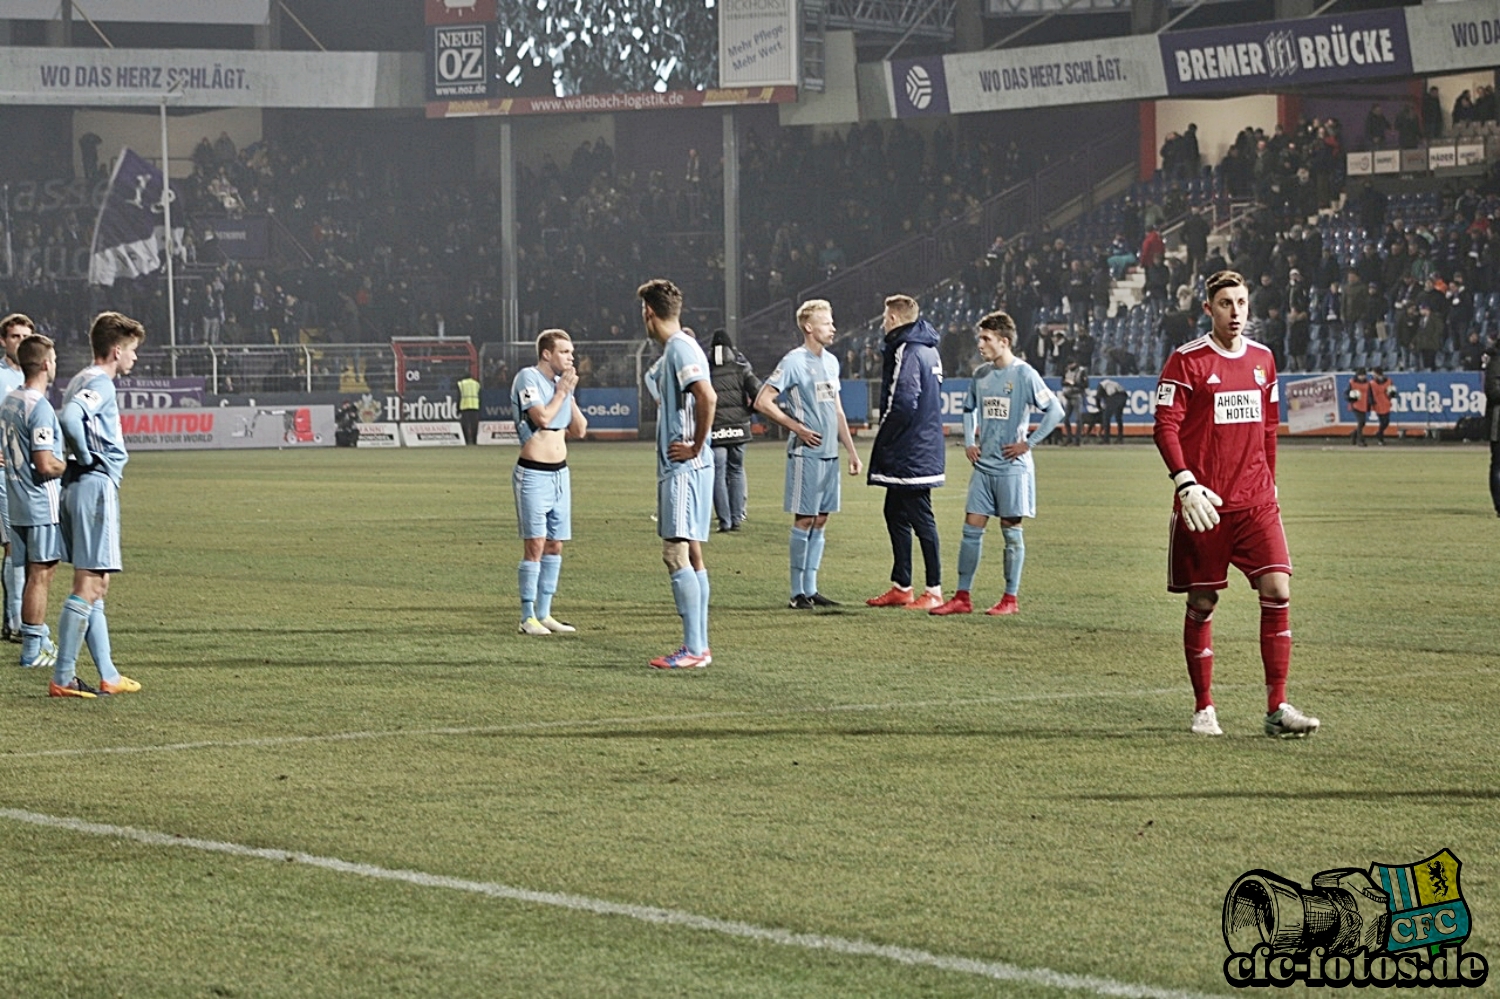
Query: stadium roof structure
817,0,957,42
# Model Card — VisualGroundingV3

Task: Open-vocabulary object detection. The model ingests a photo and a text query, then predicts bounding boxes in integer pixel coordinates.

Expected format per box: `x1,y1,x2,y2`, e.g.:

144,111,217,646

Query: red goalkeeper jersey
1153,335,1279,512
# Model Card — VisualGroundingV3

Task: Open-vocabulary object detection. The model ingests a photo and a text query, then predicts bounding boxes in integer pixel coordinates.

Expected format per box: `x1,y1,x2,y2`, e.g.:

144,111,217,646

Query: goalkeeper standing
1152,270,1319,739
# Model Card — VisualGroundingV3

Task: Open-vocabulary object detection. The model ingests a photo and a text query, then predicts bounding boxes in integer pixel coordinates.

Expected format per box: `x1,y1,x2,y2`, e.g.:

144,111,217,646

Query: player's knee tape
662,540,691,573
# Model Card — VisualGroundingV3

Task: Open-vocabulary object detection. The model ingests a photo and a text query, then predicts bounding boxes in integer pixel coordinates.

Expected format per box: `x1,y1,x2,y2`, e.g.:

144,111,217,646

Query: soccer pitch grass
1,440,1497,998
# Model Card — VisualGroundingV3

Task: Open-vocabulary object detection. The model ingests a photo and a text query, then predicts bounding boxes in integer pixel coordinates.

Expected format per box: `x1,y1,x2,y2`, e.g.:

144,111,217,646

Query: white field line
0,807,1220,999
1,687,1189,761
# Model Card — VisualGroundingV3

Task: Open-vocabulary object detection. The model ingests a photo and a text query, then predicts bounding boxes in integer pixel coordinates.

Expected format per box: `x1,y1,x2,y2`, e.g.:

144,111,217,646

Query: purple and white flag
88,147,173,287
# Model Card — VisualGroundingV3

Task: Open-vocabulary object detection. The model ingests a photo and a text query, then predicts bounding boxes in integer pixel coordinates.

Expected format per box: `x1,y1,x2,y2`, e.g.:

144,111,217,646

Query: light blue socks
804,528,826,598
518,559,540,621
958,524,985,592
1002,525,1025,596
535,554,561,621
789,527,809,597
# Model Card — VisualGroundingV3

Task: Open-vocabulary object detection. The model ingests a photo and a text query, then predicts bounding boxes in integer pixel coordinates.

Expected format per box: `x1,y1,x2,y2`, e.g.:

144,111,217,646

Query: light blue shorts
512,462,572,541
658,465,713,542
12,522,64,565
785,453,840,517
62,472,122,572
966,467,1036,520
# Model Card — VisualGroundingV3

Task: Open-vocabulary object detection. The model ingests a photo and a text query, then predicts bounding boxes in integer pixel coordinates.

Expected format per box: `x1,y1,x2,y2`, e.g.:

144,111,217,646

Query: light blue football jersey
0,361,23,507
0,362,23,399
0,387,63,526
61,365,128,485
510,365,573,445
652,332,712,479
963,359,1061,475
764,345,842,459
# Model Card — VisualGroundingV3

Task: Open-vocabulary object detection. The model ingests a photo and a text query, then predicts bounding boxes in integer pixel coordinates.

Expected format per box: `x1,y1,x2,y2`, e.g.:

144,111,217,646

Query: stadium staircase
734,127,1137,374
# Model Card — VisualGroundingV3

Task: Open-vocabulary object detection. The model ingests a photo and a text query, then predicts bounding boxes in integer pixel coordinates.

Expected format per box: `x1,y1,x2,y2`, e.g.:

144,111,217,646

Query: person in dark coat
866,294,946,610
1486,342,1500,516
1181,207,1210,278
707,328,761,532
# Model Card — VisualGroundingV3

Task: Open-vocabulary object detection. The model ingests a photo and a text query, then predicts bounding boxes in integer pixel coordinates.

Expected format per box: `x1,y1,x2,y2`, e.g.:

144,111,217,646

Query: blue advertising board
889,57,952,117
481,386,639,433
576,387,638,432
1159,8,1412,97
479,388,510,421
842,380,870,425
924,372,1483,430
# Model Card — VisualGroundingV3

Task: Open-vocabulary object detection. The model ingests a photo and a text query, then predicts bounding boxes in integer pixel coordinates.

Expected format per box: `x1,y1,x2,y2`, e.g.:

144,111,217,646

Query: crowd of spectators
1363,88,1500,150
0,115,1062,359
4,109,1500,387
846,115,1500,384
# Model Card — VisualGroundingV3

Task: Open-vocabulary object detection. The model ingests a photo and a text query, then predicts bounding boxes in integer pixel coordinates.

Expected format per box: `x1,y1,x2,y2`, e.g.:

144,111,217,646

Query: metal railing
735,126,1136,373
133,342,399,396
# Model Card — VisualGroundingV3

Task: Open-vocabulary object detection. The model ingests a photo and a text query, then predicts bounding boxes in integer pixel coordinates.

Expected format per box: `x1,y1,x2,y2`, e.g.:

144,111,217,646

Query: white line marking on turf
1,687,1188,761
0,807,1218,999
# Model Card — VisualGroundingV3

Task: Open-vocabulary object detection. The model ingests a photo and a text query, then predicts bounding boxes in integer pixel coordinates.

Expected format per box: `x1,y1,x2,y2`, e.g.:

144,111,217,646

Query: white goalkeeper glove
1172,470,1222,532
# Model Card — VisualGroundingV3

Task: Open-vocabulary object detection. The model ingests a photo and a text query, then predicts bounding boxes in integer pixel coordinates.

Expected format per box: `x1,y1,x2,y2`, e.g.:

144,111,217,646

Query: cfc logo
1222,851,1488,988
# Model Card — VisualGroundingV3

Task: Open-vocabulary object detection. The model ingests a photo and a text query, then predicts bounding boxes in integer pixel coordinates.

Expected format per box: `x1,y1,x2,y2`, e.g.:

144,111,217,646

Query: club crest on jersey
1253,366,1267,386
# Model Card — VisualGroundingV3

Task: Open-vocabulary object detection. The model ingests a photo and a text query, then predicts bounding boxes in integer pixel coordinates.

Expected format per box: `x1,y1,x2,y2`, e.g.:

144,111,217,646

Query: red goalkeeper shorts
1168,501,1291,593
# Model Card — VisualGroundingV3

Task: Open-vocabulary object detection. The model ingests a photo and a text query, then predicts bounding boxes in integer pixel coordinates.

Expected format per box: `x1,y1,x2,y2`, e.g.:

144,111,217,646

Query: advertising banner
575,387,638,433
1283,374,1339,434
927,372,1482,433
124,405,334,450
425,0,497,24
3,48,410,108
426,86,797,118
933,376,1167,430
843,380,869,425
354,422,400,448
719,0,798,88
1405,0,1500,75
1333,371,1484,428
2,0,270,23
116,376,205,409
427,22,495,102
1160,8,1411,97
400,422,465,446
479,388,510,422
893,35,1166,119
381,393,462,422
200,217,269,261
477,421,520,445
889,57,952,118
